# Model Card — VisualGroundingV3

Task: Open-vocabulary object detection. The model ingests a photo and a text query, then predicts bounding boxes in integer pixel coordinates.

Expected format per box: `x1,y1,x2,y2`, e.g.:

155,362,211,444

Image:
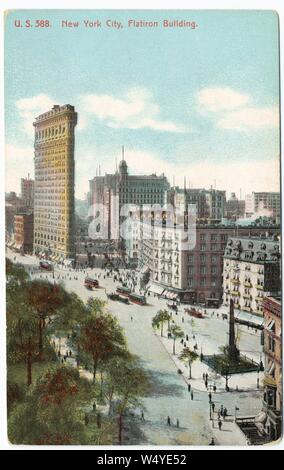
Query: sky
5,9,280,199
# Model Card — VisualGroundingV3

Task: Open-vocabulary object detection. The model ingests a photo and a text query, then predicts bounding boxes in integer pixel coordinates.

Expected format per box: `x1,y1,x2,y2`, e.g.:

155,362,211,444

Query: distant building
88,155,170,262
5,192,26,236
223,237,281,316
33,104,77,263
225,192,245,221
245,192,280,223
21,175,34,209
262,295,282,442
171,187,226,222
139,218,280,305
14,212,34,254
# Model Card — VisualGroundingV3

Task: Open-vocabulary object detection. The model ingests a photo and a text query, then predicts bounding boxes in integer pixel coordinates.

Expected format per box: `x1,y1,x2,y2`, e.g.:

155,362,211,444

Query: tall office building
33,104,77,262
21,174,34,209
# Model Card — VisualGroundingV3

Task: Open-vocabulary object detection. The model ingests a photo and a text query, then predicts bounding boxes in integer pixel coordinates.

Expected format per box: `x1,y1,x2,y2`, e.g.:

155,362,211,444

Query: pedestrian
93,402,96,412
218,419,222,431
167,416,171,426
191,391,194,400
220,405,224,417
69,350,72,357
208,392,212,403
213,385,216,392
205,373,208,381
141,410,145,421
205,379,208,389
186,334,189,341
57,350,61,358
176,419,179,428
223,407,227,419
66,350,69,357
212,402,215,412
188,383,191,392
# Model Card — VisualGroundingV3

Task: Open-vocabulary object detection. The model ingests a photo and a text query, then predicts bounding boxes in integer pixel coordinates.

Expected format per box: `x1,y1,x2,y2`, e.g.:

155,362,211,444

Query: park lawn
7,361,57,389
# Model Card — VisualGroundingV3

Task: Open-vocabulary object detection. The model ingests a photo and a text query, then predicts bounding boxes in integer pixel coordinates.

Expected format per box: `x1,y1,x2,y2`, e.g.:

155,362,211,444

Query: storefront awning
267,361,275,376
234,310,265,327
263,375,277,387
266,320,275,331
254,411,267,424
148,283,165,295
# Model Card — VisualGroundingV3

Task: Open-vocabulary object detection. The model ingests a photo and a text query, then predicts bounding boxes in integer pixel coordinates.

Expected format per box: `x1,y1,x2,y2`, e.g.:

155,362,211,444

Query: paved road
7,250,264,445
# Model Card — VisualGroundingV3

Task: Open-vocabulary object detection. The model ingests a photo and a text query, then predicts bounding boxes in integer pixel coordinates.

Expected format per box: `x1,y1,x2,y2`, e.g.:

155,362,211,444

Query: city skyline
5,10,280,198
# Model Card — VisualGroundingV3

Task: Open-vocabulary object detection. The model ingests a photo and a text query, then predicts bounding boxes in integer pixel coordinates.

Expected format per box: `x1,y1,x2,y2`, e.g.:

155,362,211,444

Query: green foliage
8,365,94,445
75,308,127,382
152,310,171,336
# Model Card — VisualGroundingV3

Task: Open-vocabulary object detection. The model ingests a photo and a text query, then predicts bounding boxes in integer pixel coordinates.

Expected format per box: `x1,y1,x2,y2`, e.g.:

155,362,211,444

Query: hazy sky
5,10,280,199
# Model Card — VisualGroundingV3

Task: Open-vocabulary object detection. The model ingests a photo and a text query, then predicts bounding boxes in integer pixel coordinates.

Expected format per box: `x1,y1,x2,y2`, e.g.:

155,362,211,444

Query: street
7,249,264,445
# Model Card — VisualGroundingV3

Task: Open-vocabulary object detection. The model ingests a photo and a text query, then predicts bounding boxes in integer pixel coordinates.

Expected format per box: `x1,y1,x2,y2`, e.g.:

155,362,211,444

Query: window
211,234,217,241
200,234,206,241
269,336,276,353
201,243,206,251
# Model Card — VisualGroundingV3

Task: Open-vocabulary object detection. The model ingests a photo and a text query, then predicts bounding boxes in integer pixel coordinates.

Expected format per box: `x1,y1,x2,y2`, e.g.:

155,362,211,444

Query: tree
152,310,171,337
26,280,71,357
8,366,94,445
6,272,38,386
102,354,132,415
76,310,127,383
6,259,29,290
179,347,199,379
168,325,184,355
110,357,150,445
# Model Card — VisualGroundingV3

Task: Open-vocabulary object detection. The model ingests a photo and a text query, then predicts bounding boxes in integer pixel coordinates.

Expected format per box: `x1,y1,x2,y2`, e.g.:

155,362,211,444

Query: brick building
14,212,34,254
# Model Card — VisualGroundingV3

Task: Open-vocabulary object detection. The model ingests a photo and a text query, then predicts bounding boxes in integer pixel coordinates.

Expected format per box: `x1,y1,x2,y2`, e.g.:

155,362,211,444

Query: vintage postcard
4,9,281,446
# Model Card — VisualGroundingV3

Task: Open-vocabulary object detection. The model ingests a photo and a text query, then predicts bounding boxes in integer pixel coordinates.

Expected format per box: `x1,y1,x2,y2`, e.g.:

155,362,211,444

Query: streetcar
116,286,132,297
39,260,53,271
107,292,129,304
84,277,99,289
129,293,146,305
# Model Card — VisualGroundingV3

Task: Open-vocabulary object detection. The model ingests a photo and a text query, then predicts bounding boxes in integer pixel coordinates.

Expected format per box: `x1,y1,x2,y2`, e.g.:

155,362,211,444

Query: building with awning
234,310,265,329
147,283,165,296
